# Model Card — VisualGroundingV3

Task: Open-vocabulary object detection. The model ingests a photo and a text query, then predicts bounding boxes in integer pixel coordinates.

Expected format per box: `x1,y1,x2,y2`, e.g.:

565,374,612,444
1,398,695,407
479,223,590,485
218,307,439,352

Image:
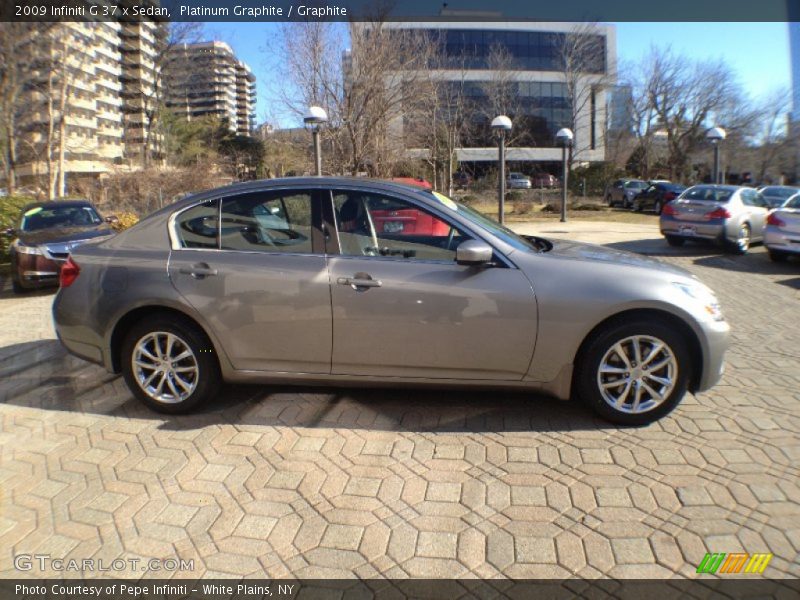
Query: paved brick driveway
0,223,798,579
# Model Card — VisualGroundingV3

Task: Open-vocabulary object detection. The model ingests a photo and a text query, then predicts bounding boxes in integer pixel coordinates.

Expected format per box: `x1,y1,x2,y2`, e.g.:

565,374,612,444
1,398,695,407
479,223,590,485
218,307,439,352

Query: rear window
785,195,800,209
680,187,734,203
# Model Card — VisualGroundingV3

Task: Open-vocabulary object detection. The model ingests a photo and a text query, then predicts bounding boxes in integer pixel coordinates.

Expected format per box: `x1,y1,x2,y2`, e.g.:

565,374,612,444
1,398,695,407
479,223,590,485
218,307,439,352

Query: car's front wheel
653,200,663,215
606,194,614,207
575,319,691,425
121,316,220,414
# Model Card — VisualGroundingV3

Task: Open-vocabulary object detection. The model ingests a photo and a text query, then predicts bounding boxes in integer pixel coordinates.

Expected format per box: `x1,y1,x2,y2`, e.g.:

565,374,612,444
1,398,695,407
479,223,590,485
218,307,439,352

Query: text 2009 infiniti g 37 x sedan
53,178,729,425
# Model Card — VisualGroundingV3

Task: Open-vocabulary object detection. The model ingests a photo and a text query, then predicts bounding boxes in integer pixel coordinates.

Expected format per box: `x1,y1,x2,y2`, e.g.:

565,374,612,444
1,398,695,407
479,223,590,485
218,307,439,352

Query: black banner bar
1,0,798,23
1,579,800,600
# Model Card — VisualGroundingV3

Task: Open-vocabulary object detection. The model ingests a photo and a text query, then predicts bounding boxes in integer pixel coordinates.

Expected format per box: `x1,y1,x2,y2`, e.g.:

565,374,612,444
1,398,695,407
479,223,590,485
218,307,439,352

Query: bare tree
270,16,438,177
744,88,792,183
143,22,204,166
639,47,741,181
0,23,53,194
558,23,615,167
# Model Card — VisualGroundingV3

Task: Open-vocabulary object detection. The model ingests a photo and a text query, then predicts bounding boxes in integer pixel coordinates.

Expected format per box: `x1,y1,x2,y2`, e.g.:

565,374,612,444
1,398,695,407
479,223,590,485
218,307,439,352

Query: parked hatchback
660,185,769,253
764,193,800,262
53,178,729,425
5,200,114,293
756,185,800,208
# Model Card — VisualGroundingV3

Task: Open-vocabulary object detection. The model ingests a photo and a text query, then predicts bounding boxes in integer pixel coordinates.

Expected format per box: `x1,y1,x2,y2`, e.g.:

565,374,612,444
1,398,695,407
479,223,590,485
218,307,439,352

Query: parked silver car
764,193,800,262
53,178,729,425
507,173,532,189
756,185,800,208
660,185,769,254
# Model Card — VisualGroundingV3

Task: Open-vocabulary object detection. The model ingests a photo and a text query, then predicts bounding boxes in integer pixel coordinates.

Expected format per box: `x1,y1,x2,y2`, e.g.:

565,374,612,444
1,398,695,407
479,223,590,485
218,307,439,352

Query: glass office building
381,21,616,167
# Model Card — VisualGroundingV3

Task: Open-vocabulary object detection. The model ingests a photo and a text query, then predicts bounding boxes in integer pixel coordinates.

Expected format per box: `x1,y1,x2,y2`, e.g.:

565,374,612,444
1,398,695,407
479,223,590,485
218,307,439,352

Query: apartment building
162,41,256,137
15,19,160,189
374,20,616,171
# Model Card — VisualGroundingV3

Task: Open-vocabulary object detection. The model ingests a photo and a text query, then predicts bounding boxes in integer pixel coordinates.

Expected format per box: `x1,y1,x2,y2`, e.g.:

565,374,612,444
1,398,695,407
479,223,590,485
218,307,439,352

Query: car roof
20,199,94,212
160,177,436,215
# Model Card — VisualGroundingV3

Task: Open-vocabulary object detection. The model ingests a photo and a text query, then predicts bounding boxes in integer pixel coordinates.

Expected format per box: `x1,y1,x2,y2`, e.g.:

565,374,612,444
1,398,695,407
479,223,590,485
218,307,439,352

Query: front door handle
179,263,218,279
337,273,382,290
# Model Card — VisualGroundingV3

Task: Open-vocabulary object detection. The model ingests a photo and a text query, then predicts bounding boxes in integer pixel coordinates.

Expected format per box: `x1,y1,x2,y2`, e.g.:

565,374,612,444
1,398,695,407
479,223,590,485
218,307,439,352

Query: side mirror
4,227,16,238
104,215,119,224
456,240,493,266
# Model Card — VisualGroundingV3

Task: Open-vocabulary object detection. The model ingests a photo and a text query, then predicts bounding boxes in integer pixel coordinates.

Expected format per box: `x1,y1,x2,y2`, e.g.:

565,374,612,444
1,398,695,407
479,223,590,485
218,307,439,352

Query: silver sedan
660,185,769,254
53,178,729,425
764,193,800,262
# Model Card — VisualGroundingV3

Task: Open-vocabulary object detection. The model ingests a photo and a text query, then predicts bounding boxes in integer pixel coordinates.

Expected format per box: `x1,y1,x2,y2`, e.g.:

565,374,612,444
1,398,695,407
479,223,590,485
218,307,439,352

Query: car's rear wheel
606,194,614,207
727,223,750,254
654,200,663,215
121,316,220,414
575,319,691,425
665,235,685,247
768,250,788,262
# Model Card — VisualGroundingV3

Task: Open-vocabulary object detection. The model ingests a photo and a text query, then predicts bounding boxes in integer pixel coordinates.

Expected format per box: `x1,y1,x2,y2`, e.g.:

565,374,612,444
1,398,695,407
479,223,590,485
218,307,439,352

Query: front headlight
11,240,43,256
673,281,724,322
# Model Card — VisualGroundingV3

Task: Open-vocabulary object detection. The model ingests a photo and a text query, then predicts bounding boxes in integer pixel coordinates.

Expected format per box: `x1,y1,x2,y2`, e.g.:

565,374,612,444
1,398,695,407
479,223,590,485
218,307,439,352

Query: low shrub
0,196,34,263
514,200,534,216
541,203,558,213
110,211,140,232
570,202,607,211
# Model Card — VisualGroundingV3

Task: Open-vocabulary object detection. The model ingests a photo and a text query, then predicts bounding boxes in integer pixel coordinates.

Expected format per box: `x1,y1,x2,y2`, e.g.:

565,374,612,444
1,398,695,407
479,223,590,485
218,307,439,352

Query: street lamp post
706,126,726,184
304,106,328,176
491,115,512,225
555,128,574,223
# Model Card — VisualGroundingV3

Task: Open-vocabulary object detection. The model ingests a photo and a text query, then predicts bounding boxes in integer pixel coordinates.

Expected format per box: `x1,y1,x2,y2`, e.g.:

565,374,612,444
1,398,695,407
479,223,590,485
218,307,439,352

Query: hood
545,238,693,278
17,224,113,246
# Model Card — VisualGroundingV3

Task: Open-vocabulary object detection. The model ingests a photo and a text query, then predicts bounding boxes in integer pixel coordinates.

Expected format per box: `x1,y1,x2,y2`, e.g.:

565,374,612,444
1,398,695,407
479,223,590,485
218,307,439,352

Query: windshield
679,187,734,203
763,187,797,199
626,181,647,189
427,191,540,253
21,204,102,232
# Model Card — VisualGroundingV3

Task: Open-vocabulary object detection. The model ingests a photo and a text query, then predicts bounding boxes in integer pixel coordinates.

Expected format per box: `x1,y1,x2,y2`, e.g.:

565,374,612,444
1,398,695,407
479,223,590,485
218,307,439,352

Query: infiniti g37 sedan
53,178,730,425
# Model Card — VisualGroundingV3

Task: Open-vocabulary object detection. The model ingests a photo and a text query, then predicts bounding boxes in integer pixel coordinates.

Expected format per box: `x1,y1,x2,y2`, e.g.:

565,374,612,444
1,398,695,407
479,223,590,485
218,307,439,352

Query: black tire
121,315,221,414
654,200,662,215
768,250,788,263
606,194,614,207
726,223,750,255
575,318,692,426
10,266,26,294
665,235,685,247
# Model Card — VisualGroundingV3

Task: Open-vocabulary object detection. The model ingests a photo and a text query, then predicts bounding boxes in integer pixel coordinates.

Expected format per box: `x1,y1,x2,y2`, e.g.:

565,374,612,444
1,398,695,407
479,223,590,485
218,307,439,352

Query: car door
168,190,332,374
324,189,538,381
740,189,768,239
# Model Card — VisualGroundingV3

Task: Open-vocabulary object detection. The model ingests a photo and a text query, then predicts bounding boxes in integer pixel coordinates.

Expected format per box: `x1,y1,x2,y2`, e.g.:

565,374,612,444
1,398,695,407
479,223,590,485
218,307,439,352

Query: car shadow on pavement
0,340,615,433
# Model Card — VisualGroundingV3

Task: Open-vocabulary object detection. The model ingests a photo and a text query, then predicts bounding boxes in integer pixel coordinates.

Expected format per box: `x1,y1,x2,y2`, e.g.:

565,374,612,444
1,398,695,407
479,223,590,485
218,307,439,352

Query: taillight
705,207,731,220
59,256,80,288
767,212,786,227
664,192,676,201
662,203,678,216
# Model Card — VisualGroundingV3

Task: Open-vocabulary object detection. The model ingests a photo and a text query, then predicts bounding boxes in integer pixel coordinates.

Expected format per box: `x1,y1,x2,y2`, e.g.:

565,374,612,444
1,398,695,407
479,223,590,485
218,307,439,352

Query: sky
201,21,793,128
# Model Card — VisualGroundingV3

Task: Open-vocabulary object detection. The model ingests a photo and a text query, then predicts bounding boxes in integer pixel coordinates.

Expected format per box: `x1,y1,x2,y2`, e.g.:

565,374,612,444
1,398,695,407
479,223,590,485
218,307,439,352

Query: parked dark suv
5,200,114,293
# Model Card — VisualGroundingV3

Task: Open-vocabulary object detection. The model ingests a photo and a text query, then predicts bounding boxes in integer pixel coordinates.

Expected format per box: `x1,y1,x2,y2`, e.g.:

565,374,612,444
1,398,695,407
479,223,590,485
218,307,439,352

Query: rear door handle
337,275,382,290
179,263,218,279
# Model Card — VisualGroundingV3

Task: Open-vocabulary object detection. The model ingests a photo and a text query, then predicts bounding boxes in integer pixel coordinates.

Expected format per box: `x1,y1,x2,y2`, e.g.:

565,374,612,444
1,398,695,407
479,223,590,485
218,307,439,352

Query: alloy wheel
132,331,199,404
737,224,750,252
596,335,678,414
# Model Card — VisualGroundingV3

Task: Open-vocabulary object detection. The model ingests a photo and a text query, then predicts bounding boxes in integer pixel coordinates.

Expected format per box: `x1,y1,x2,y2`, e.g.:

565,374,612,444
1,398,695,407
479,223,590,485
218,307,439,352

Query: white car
764,193,800,262
507,172,532,189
